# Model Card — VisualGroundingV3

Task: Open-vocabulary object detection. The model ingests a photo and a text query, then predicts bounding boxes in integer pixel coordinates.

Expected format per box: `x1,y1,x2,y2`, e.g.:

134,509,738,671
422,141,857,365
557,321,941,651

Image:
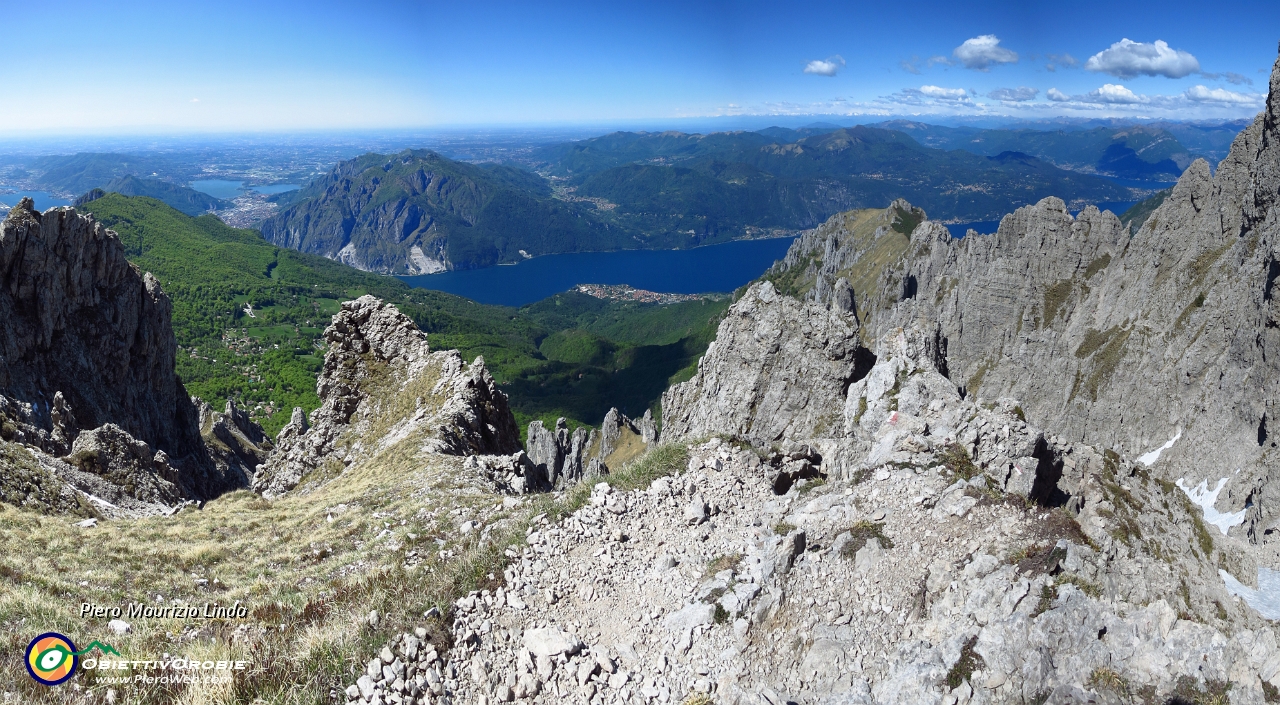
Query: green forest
80,194,730,437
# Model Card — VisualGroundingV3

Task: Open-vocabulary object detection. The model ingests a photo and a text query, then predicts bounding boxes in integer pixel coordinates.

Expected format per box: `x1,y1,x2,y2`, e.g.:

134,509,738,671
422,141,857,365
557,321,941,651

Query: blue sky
3,0,1278,132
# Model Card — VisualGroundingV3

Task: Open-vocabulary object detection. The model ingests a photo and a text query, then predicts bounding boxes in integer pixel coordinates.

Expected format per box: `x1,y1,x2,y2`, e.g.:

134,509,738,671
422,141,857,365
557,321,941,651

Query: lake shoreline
397,235,799,307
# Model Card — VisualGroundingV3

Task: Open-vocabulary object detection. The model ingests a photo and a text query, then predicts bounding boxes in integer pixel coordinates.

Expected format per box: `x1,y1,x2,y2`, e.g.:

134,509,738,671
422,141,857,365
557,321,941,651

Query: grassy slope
0,415,691,703
79,195,729,436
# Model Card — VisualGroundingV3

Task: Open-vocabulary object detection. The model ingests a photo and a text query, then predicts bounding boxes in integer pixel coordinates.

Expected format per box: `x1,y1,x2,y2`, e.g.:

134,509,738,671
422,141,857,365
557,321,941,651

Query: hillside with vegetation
75,174,227,215
871,122,1195,181
26,152,197,195
528,126,1133,233
258,149,639,274
78,194,728,437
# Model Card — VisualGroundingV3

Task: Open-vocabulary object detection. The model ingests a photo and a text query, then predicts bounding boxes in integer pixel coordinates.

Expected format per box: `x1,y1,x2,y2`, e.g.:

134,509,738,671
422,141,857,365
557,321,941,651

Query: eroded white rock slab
521,627,582,657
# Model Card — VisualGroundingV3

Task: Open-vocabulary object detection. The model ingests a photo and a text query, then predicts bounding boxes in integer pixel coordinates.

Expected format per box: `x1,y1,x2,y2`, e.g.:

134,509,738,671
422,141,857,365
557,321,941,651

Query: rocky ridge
757,49,1280,547
525,409,658,491
253,295,523,498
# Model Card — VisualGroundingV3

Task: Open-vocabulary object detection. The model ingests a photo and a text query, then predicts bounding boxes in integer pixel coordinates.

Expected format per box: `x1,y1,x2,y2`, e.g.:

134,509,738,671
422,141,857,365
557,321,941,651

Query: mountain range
2,47,1280,703
868,122,1193,181
261,126,1137,274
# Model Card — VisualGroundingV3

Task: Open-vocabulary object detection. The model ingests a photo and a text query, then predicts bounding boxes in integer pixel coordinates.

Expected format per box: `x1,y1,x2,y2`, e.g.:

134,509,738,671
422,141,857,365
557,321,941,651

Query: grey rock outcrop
63,424,184,506
0,199,245,512
526,419,592,490
253,295,522,498
525,407,656,490
197,399,273,486
661,280,876,446
0,200,206,465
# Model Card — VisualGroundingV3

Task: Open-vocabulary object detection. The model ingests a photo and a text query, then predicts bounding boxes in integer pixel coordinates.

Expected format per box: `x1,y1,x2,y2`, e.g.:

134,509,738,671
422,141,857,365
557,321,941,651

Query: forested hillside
259,149,637,274
80,194,728,436
529,126,1133,235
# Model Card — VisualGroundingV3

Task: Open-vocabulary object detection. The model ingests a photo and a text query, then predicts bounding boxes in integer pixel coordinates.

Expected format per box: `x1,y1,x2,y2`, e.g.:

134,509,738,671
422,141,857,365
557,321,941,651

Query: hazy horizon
4,0,1278,135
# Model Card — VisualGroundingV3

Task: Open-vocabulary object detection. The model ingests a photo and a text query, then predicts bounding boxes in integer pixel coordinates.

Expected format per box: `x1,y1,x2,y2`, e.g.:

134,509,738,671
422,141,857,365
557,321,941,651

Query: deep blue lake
0,189,71,211
190,180,300,198
400,237,798,307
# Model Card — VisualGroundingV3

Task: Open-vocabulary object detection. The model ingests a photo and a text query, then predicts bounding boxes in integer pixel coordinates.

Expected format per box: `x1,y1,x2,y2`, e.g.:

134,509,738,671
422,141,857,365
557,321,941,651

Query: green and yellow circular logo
26,632,78,686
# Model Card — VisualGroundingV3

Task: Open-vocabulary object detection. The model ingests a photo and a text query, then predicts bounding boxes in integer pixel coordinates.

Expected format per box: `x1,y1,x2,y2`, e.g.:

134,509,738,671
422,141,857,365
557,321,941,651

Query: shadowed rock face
0,199,242,502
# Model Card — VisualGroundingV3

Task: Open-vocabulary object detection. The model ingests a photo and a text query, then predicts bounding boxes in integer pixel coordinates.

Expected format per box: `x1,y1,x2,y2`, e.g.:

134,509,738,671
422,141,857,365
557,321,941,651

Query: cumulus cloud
1185,85,1261,104
953,35,1018,71
804,56,846,77
1081,84,1147,104
919,85,969,100
987,86,1038,101
1046,88,1070,102
1085,39,1200,79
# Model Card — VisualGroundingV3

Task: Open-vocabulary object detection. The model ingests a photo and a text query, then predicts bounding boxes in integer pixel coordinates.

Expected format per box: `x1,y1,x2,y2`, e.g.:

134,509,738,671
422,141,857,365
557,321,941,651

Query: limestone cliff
0,199,246,514
660,280,876,446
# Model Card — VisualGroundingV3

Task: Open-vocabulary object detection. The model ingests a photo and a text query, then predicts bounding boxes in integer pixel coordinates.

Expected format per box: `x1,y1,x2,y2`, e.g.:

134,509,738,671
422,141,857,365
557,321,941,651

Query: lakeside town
574,283,729,304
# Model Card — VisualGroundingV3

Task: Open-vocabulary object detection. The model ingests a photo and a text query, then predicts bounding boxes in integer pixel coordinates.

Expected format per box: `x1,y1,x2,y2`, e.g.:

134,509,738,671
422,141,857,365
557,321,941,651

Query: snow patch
1221,568,1280,620
243,303,256,318
82,491,119,510
1137,428,1181,466
1176,477,1246,535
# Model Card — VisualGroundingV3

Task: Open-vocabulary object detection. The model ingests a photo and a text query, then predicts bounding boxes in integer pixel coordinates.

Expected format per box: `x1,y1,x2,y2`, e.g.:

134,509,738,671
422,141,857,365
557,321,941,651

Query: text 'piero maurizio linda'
80,602,249,620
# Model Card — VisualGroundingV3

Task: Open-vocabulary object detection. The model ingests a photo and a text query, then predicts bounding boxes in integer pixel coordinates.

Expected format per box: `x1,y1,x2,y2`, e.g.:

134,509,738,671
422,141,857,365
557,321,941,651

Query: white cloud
919,85,968,100
952,35,1018,71
190,98,200,103
900,57,921,75
1082,83,1147,104
987,86,1038,101
1085,39,1200,79
1185,85,1262,104
804,56,846,77
1046,88,1070,102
